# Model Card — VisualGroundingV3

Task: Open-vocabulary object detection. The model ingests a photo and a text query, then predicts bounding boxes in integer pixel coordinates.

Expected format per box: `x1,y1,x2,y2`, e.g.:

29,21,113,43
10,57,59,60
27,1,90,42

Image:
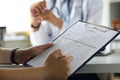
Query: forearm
31,19,41,32
52,17,63,29
15,48,34,64
0,48,12,64
0,67,47,80
0,48,34,64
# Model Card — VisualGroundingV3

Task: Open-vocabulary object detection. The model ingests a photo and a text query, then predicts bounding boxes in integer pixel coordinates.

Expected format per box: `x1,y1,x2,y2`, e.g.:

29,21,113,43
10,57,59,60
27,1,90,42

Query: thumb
49,49,63,59
45,49,62,64
39,43,53,50
31,9,36,14
42,0,46,7
43,0,46,2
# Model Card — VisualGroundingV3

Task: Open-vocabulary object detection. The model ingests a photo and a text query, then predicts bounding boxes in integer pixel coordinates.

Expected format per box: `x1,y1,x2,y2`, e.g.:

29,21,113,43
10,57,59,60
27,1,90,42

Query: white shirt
30,0,103,46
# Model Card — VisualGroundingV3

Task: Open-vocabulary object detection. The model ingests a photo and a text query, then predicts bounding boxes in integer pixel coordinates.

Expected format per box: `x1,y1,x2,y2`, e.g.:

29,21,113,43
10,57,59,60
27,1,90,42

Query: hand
30,0,46,27
15,43,53,64
31,0,46,14
35,10,63,29
30,1,63,29
44,49,73,80
28,43,53,56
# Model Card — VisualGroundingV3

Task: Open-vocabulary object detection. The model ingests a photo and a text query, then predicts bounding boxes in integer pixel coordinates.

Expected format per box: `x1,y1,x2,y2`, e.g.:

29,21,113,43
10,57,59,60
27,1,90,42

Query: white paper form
27,21,119,76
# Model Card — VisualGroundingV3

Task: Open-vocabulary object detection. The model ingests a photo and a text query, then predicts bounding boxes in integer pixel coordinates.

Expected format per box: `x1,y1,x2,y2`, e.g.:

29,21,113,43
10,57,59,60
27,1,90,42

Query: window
0,0,31,33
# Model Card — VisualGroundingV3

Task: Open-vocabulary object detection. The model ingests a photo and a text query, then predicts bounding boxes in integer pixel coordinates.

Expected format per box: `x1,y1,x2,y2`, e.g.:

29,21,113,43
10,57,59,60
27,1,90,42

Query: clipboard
27,20,120,77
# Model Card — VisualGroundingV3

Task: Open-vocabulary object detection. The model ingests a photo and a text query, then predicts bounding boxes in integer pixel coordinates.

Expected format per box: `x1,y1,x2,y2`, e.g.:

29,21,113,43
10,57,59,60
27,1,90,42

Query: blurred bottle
112,20,119,30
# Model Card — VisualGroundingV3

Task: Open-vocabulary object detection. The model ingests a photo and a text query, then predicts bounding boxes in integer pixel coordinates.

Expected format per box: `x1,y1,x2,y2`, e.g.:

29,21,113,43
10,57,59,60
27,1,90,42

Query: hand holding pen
30,0,46,22
30,0,46,31
30,0,63,31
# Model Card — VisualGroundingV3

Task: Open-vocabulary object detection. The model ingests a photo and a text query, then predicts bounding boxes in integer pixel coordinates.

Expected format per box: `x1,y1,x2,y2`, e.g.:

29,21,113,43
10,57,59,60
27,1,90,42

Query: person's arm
30,0,63,31
30,1,56,46
29,1,65,46
0,67,46,80
31,19,41,32
0,48,12,64
39,10,63,29
30,0,46,32
0,43,53,64
0,49,73,80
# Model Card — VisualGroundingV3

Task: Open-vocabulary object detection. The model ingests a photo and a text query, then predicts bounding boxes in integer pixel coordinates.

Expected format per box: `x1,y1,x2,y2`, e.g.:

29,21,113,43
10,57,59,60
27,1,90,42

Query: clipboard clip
80,20,113,32
89,24,110,32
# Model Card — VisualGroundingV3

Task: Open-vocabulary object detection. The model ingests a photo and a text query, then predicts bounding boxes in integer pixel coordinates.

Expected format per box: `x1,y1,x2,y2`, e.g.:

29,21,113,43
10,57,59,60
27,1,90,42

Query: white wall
0,0,115,32
102,0,111,27
0,0,31,33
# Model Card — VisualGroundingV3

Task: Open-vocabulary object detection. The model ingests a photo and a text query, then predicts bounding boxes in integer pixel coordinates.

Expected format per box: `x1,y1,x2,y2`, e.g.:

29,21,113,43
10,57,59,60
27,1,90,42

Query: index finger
60,55,73,63
38,0,46,11
38,43,53,50
43,0,46,7
43,0,46,3
49,49,63,58
40,0,46,7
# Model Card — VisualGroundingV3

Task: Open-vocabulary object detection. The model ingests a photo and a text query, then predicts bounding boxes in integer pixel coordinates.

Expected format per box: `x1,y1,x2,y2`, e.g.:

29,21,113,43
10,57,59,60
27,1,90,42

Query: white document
27,21,119,76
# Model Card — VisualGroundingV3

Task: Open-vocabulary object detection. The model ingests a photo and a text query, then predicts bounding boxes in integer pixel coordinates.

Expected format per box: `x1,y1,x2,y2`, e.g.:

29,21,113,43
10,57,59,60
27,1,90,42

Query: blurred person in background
30,0,103,80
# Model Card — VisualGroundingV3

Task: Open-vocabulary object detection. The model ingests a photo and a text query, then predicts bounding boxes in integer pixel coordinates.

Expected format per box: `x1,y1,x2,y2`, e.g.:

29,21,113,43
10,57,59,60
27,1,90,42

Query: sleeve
87,0,103,25
30,22,53,46
60,22,70,34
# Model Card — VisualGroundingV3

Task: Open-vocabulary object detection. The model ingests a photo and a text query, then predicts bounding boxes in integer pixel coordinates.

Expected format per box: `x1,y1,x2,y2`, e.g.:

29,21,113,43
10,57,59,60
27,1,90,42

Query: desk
77,49,120,73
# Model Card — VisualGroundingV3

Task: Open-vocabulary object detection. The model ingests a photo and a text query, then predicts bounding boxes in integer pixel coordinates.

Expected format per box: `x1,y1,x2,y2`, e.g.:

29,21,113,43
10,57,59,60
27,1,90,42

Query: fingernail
37,20,41,22
44,8,47,10
31,9,36,14
41,10,45,13
41,17,43,20
56,54,62,59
